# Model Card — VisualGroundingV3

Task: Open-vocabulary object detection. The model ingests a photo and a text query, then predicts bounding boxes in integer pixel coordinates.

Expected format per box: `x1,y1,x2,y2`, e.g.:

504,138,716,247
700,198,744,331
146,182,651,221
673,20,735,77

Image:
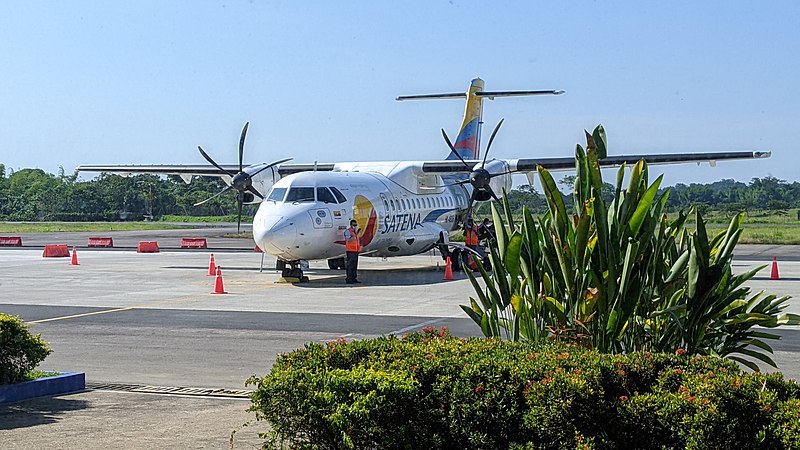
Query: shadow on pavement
0,395,90,430
295,267,471,288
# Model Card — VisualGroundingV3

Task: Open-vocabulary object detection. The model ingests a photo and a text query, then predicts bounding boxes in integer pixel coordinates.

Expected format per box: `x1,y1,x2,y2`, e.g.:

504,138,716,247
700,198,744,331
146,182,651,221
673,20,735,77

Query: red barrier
136,241,160,253
0,236,23,246
254,245,263,253
88,237,114,248
43,244,70,258
180,237,208,249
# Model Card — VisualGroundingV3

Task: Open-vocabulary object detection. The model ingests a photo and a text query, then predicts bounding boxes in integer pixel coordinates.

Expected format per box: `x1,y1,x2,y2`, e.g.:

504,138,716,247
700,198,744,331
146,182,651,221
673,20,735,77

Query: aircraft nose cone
255,216,298,255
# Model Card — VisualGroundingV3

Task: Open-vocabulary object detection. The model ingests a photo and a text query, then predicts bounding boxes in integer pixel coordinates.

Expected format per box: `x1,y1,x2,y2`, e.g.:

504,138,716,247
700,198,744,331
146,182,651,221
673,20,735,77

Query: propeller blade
236,196,243,234
482,118,504,168
194,185,234,206
248,185,264,199
248,157,294,178
198,146,235,177
239,122,249,172
493,169,517,177
441,129,471,170
488,188,502,203
464,189,478,222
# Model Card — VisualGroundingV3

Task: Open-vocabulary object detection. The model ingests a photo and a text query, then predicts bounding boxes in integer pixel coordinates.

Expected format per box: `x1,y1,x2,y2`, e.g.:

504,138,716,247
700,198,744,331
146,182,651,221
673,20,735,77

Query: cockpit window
267,187,287,202
330,186,347,203
317,187,337,204
286,187,315,203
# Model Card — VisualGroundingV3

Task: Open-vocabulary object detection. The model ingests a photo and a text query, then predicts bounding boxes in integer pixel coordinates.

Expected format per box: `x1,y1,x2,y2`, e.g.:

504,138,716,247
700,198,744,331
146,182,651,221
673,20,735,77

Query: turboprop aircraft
78,78,771,281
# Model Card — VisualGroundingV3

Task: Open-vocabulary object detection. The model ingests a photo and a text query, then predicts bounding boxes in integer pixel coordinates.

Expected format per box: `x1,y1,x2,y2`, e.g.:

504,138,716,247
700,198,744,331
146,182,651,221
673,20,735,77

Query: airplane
78,78,771,282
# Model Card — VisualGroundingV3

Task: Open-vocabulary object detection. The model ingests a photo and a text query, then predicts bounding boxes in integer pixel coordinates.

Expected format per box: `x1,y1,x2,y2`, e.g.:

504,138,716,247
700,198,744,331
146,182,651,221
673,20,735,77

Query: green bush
462,125,799,370
0,313,51,384
247,329,800,449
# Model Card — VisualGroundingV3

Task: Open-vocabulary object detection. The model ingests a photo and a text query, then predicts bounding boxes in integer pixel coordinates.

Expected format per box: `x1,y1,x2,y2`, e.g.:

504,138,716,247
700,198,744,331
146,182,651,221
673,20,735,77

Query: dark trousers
346,251,359,282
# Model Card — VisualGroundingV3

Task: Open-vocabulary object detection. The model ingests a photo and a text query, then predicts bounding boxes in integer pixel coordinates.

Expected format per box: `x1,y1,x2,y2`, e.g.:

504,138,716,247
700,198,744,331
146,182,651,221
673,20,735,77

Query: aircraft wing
76,164,242,177
76,163,335,182
419,151,771,173
78,151,769,182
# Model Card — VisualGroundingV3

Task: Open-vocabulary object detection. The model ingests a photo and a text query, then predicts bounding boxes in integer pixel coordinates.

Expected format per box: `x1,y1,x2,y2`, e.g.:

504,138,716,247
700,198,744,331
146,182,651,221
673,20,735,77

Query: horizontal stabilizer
396,93,466,101
396,89,564,101
476,90,565,99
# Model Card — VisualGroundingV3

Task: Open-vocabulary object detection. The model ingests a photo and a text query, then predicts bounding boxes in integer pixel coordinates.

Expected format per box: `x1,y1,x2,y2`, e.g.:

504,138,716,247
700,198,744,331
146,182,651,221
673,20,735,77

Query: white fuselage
252,167,486,262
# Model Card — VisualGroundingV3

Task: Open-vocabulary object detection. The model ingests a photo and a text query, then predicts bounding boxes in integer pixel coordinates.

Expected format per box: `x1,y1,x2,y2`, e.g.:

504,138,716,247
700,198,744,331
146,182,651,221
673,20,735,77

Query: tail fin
450,78,485,161
396,78,564,161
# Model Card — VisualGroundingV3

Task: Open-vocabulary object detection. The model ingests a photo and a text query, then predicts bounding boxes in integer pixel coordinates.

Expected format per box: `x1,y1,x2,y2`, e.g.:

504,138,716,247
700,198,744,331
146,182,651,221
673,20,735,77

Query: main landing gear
327,257,346,270
276,259,309,283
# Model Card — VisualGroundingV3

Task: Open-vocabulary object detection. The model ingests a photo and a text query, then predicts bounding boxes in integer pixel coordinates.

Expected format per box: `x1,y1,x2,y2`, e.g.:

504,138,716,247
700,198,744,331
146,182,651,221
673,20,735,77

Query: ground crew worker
464,218,479,250
463,217,480,271
344,219,361,284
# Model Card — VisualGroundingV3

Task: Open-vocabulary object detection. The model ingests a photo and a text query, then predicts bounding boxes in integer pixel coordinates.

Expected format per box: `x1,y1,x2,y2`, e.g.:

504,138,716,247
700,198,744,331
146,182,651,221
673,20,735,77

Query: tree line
0,163,796,221
0,164,247,221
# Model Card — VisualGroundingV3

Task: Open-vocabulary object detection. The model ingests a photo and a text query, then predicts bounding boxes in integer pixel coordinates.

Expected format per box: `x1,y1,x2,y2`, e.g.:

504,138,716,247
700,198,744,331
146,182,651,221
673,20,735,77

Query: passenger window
317,187,337,204
286,187,315,203
330,187,347,203
383,199,389,211
390,199,395,210
267,187,287,202
426,198,431,208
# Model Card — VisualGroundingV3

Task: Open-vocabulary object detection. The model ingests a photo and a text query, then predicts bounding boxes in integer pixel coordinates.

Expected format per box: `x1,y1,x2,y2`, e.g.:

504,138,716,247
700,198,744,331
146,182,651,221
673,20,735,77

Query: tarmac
1,228,799,448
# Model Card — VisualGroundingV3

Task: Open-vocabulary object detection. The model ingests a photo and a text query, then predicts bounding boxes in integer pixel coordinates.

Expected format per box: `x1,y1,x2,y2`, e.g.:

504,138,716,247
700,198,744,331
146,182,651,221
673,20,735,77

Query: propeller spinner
194,122,291,233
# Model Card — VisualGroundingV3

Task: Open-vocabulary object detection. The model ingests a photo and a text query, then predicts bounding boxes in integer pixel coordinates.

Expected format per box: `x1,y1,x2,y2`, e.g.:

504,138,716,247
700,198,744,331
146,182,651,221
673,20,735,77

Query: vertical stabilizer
396,78,563,161
449,78,485,161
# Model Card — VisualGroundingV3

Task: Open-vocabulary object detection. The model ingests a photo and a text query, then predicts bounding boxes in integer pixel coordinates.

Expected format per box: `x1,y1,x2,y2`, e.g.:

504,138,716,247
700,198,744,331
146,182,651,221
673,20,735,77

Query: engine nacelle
484,160,512,198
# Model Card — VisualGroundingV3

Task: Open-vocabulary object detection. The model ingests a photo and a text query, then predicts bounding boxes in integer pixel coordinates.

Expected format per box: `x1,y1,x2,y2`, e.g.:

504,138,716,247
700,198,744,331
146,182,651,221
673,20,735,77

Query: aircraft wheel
328,257,345,270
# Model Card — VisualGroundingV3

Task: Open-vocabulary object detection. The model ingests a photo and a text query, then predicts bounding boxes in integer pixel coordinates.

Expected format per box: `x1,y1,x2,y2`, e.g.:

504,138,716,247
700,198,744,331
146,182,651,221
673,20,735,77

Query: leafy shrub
462,125,799,370
0,313,51,384
247,329,800,449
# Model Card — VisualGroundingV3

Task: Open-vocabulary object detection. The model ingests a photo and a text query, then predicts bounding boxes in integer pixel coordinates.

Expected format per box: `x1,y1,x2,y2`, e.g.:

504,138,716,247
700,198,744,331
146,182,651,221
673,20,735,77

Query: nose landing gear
276,259,309,283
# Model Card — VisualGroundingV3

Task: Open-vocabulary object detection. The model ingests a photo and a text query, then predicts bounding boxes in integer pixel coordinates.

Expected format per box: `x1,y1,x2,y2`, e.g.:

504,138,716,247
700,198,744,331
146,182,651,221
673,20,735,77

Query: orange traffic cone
70,246,79,266
207,253,217,276
771,256,780,280
212,266,227,294
443,256,454,281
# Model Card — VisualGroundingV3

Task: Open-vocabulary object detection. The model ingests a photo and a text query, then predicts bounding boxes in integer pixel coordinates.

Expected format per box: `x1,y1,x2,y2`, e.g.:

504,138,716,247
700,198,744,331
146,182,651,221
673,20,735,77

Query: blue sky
1,1,798,188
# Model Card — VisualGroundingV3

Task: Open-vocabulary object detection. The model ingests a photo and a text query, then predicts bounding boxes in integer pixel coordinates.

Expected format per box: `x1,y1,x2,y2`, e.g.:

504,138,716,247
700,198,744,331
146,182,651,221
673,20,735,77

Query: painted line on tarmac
389,316,458,335
27,295,212,324
29,306,138,324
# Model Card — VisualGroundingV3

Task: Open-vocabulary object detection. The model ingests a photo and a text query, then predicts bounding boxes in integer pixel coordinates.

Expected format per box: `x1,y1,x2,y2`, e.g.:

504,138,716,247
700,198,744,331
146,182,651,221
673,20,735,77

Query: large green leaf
491,203,507,257
460,303,483,328
592,124,607,159
505,231,523,281
537,165,568,240
628,175,663,236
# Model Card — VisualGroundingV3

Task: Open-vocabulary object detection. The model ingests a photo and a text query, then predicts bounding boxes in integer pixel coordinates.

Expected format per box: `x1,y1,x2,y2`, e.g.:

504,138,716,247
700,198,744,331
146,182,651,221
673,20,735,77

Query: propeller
194,122,292,233
441,119,508,220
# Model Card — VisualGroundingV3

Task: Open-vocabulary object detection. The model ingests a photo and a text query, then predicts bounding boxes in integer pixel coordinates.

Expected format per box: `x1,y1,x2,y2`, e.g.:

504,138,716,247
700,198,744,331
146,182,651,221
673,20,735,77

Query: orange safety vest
345,226,361,252
465,224,479,246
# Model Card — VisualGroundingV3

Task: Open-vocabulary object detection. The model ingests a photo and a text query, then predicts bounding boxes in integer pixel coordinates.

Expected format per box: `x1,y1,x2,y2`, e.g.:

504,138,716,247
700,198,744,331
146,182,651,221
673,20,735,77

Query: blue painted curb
0,372,86,404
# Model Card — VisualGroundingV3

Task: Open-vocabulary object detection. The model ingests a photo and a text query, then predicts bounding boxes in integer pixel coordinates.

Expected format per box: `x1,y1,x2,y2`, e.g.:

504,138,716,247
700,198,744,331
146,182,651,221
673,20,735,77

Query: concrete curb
0,372,86,404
